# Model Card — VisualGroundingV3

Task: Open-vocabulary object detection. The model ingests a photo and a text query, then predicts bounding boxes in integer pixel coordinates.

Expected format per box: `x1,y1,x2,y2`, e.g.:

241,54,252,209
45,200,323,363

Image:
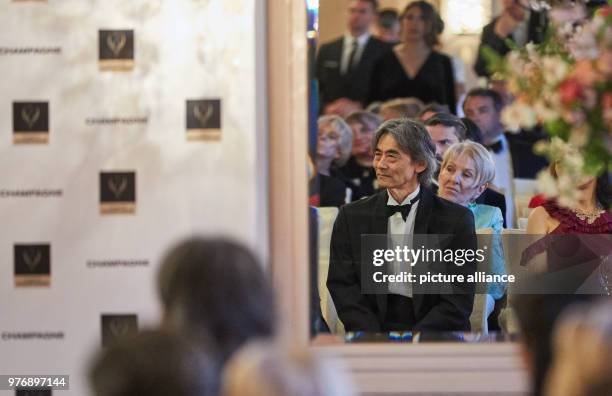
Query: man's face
426,124,461,164
348,0,376,35
349,121,375,156
373,134,425,190
464,96,502,140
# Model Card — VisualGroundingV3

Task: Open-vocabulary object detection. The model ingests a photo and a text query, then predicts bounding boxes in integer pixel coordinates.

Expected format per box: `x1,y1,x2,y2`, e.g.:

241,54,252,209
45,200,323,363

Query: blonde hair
440,141,496,188
544,301,612,396
317,115,353,167
222,342,356,396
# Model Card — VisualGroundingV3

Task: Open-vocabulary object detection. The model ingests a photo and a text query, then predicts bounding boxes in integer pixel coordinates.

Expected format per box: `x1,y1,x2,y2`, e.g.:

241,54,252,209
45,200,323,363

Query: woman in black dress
368,1,456,113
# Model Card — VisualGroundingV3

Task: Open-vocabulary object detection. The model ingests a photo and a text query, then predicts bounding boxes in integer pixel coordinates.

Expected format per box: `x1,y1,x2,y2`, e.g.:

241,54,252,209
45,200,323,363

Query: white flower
568,125,589,148
507,51,526,76
502,102,537,131
525,42,539,60
537,170,559,198
533,100,560,123
541,56,568,85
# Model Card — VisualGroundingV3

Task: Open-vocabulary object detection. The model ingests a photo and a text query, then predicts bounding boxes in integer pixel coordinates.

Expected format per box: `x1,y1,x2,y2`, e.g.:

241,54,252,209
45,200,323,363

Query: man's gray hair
372,118,437,187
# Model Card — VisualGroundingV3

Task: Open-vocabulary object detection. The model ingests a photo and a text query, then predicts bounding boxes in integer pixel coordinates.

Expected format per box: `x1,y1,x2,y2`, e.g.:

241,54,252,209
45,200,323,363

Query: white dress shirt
341,32,370,75
387,186,420,298
488,134,515,228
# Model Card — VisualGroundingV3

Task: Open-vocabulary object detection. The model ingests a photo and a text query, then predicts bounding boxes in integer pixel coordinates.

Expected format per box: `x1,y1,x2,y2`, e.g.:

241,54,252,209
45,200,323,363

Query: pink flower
558,78,583,105
603,93,612,126
571,60,601,86
550,5,586,25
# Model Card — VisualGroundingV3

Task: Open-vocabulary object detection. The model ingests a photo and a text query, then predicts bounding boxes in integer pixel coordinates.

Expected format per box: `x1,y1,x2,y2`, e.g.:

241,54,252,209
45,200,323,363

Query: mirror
309,0,518,341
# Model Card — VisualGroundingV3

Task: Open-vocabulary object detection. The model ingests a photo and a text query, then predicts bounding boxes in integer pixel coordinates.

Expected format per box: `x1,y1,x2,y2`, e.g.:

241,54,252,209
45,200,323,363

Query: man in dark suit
464,88,549,227
474,0,547,78
425,112,508,226
315,0,391,115
327,119,476,332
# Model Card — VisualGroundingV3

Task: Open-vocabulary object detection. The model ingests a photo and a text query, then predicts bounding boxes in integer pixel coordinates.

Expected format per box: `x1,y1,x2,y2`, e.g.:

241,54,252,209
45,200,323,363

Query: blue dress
468,203,506,300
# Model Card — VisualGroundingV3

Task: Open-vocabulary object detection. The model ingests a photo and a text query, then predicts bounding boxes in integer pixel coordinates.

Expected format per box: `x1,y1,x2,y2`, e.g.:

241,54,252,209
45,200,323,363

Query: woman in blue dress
437,141,506,331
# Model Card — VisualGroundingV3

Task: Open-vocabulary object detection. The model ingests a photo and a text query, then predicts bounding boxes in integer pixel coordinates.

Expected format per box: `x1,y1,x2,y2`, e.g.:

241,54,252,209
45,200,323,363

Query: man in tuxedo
315,0,391,116
474,0,547,78
327,119,476,332
425,112,508,227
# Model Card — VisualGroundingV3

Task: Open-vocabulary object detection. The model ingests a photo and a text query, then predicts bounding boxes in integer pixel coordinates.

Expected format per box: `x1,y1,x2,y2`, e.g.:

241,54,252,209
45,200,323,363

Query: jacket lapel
414,186,433,234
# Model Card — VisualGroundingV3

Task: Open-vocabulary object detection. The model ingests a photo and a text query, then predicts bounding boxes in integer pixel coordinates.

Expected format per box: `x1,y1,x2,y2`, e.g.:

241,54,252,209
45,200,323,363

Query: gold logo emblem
193,103,214,127
108,176,128,199
106,32,127,57
22,249,42,272
109,318,130,336
21,104,40,129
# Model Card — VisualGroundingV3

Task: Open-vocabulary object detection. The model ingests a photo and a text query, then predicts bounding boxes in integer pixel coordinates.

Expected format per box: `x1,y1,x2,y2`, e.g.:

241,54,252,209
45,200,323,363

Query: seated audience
419,102,450,122
425,112,508,226
374,8,400,44
340,111,383,200
222,342,356,396
369,1,456,113
157,237,275,363
310,115,353,207
89,330,219,396
379,97,424,121
437,141,506,328
544,300,612,396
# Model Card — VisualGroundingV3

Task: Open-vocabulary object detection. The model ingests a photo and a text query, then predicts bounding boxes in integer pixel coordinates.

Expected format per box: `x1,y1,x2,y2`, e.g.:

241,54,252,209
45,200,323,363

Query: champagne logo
22,249,42,272
108,176,128,199
193,103,214,127
21,104,40,129
106,31,127,56
109,318,130,336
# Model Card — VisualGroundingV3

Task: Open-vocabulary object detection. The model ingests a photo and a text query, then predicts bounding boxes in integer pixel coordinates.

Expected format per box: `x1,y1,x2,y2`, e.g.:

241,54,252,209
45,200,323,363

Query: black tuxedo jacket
315,36,391,111
327,187,476,332
505,130,549,179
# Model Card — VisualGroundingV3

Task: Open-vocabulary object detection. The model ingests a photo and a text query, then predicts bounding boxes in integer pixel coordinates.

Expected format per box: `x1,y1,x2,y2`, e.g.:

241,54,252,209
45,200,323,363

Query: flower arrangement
485,2,611,207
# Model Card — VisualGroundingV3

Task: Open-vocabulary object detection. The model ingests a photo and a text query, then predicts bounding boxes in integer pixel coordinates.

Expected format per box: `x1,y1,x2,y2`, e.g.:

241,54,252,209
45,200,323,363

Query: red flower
558,78,583,105
603,92,612,110
597,6,612,18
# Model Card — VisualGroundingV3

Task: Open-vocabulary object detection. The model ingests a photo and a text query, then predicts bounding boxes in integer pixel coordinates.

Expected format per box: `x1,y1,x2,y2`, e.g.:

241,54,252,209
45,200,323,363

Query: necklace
572,206,605,224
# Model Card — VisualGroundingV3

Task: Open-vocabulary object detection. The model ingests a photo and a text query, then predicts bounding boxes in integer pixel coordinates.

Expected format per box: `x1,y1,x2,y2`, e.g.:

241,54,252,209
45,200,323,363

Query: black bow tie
486,140,503,154
386,196,420,221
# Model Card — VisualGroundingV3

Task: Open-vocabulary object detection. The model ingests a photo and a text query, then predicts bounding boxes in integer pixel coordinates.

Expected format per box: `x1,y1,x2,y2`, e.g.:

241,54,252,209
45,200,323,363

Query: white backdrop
0,0,267,394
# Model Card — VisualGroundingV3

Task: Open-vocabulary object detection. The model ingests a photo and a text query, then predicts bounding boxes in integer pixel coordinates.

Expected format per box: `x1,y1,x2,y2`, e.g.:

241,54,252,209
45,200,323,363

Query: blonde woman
437,141,506,327
310,115,353,207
